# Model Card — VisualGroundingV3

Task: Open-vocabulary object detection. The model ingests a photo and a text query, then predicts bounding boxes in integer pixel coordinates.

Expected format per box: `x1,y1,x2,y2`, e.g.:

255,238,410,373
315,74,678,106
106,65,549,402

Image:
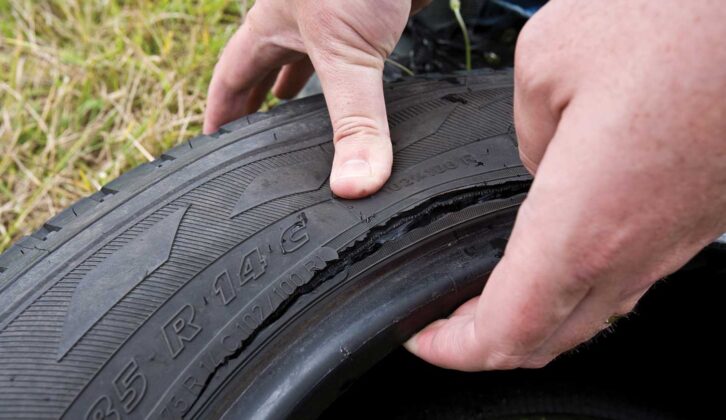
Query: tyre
324,245,726,420
0,69,531,419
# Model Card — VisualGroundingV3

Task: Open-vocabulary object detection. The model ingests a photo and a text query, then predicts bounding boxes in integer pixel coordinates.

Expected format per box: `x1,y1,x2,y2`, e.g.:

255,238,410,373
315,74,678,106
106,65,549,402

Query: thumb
307,49,393,199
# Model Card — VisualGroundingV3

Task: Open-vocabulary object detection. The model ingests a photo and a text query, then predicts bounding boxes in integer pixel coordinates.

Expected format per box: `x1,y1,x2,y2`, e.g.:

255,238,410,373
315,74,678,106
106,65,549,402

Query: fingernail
403,336,418,354
336,159,371,180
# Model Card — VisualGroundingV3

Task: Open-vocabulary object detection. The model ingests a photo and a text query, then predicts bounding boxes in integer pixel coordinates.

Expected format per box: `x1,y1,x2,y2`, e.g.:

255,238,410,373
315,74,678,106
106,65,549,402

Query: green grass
0,0,262,252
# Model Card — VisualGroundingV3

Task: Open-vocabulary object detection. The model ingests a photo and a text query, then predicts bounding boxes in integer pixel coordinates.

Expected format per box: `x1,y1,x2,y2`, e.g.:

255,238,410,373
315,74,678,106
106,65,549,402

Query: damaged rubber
0,69,531,419
183,182,529,418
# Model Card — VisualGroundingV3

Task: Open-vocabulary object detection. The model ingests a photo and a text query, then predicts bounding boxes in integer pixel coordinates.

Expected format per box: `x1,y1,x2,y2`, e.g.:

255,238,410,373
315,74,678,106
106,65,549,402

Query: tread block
58,205,188,359
230,159,330,217
161,142,191,160
14,235,46,249
0,245,23,272
30,223,62,241
391,102,456,151
220,116,252,133
71,197,98,216
89,187,116,203
0,238,46,274
45,207,79,230
104,162,157,192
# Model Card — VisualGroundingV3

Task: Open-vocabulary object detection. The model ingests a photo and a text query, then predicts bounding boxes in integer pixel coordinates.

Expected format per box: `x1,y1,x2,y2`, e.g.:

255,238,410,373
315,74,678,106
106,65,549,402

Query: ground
0,0,266,251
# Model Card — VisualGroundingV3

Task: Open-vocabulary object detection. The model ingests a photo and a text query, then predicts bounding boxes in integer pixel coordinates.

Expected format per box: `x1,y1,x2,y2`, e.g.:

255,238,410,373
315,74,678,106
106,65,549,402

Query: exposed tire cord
0,70,532,419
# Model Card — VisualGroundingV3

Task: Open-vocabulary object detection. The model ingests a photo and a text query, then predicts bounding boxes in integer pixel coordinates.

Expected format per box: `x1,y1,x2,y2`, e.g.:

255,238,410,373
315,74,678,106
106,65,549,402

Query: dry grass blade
0,0,262,252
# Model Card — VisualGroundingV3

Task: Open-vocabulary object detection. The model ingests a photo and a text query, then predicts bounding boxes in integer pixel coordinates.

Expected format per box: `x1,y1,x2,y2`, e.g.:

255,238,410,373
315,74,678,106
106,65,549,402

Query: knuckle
332,115,383,144
483,348,530,370
567,240,623,289
214,65,242,93
514,21,543,85
307,5,340,38
522,356,553,369
514,0,556,56
513,10,560,100
244,6,271,39
514,19,539,62
313,35,386,69
517,149,538,174
302,4,393,63
513,54,545,102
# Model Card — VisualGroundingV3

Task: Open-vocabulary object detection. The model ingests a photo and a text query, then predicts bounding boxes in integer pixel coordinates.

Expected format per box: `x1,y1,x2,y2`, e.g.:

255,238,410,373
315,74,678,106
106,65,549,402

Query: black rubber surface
322,246,726,420
0,69,531,418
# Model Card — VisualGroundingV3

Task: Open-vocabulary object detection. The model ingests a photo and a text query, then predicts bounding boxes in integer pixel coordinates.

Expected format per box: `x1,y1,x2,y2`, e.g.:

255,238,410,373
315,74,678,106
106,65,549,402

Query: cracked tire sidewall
0,69,530,419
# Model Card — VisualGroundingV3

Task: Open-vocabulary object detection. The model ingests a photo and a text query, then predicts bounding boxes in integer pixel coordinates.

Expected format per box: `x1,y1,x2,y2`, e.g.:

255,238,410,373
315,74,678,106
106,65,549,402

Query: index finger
204,10,302,133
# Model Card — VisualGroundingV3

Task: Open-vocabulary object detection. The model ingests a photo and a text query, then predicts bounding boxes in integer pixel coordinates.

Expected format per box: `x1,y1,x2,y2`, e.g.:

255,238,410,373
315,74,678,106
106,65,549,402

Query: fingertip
311,53,393,199
330,139,392,199
402,336,419,355
406,316,487,371
403,318,447,358
202,104,222,135
330,172,386,199
202,121,216,136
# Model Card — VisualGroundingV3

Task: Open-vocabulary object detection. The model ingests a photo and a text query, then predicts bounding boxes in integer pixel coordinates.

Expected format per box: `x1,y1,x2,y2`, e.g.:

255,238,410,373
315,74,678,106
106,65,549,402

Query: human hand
406,0,726,371
204,0,430,198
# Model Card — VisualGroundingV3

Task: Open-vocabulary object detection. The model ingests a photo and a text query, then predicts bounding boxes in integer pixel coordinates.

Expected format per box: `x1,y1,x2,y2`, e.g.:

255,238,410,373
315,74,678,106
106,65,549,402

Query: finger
307,49,392,199
403,295,479,369
512,8,573,173
407,235,594,371
405,22,576,368
404,313,480,371
524,286,648,367
246,69,280,113
203,17,301,134
450,295,480,317
272,57,315,99
407,94,620,371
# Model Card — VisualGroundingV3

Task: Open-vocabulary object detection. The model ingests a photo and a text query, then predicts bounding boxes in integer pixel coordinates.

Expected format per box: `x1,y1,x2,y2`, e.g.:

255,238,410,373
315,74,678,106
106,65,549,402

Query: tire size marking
112,358,147,414
386,153,480,192
154,246,338,418
86,395,120,420
93,213,322,417
240,247,267,286
280,212,310,254
85,357,147,419
162,304,202,359
210,213,310,309
212,270,236,305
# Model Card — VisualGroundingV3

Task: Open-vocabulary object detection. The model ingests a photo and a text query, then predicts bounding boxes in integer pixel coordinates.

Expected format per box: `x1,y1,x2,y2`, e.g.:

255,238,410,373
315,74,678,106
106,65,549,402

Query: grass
449,0,471,71
0,0,263,252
